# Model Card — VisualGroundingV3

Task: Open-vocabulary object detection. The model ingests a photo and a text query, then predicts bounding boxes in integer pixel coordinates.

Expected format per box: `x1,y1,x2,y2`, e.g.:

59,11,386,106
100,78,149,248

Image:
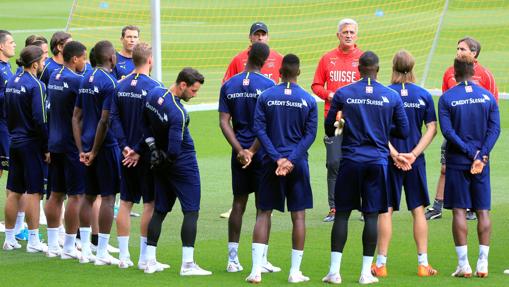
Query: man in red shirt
425,37,499,221
311,18,363,222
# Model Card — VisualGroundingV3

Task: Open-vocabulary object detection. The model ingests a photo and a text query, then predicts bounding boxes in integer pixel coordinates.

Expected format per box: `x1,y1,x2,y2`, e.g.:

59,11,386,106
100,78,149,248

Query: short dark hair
93,40,115,66
280,54,300,79
358,51,379,76
458,36,481,58
63,41,87,63
122,25,140,38
16,46,44,68
89,47,96,67
50,31,72,56
25,35,48,47
0,30,12,44
248,42,270,69
454,54,475,81
176,67,204,86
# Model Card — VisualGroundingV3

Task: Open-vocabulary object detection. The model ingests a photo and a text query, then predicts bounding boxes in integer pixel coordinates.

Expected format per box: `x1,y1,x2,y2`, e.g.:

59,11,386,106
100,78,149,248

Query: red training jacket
223,47,283,83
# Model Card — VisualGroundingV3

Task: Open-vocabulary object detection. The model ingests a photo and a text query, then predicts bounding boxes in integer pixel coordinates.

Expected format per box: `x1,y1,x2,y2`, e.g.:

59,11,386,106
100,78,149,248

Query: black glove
145,137,172,171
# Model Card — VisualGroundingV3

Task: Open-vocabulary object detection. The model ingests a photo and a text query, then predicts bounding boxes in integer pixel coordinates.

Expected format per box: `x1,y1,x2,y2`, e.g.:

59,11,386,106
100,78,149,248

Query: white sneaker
118,257,134,269
322,272,342,284
451,264,472,278
220,209,232,219
79,249,96,264
95,253,120,266
144,259,165,274
226,261,243,272
475,260,488,278
180,262,212,276
75,238,82,250
27,241,48,253
46,246,62,257
108,244,120,253
246,272,262,283
288,271,310,283
138,260,170,270
261,261,281,273
504,269,509,275
61,248,81,260
3,240,21,250
359,273,379,284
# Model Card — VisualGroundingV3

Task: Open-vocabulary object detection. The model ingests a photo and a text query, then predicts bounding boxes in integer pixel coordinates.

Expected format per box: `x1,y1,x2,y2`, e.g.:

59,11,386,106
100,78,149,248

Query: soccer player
112,25,139,80
247,54,317,283
39,31,72,86
15,35,49,74
426,37,499,221
142,68,211,276
3,45,49,253
438,55,499,278
322,51,409,285
218,42,280,273
44,41,88,258
371,50,438,278
72,40,120,265
311,18,363,222
109,42,167,269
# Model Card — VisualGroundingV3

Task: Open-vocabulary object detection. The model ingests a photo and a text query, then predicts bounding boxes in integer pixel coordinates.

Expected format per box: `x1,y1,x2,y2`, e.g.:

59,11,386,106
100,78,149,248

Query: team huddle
0,17,501,285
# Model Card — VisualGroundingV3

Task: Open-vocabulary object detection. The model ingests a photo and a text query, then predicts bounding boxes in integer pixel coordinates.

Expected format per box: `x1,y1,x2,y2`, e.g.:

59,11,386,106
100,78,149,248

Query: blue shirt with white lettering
112,52,135,80
325,78,409,165
0,60,13,124
110,73,163,153
47,66,83,153
39,58,63,87
75,68,118,152
389,82,436,165
438,81,500,169
254,82,317,163
219,71,275,152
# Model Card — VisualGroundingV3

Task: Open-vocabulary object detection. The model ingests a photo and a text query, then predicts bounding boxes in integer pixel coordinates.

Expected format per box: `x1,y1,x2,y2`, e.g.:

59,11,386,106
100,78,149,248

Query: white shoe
322,272,342,284
180,262,212,276
79,249,96,264
288,271,310,283
475,260,488,278
75,238,82,250
226,261,243,272
46,246,62,257
451,264,472,277
359,273,379,284
119,257,134,269
0,222,5,232
504,269,509,275
3,240,21,250
95,253,120,266
246,272,262,283
61,248,81,260
261,261,281,273
27,241,48,253
220,209,232,219
108,244,119,253
138,260,170,270
144,259,165,274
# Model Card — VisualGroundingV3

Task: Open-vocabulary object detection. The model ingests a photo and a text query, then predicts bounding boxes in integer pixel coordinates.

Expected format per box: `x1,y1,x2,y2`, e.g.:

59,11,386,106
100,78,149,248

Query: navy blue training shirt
0,60,13,124
39,57,63,87
112,52,134,80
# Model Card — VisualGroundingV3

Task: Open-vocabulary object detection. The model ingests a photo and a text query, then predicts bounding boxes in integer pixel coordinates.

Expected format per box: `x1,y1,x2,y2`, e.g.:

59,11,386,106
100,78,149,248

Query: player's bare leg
227,194,248,272
45,191,65,255
247,210,271,283
288,210,309,283
412,206,437,276
137,201,156,269
451,208,472,277
474,210,490,277
24,193,46,252
373,208,392,277
78,195,96,263
61,194,83,259
116,200,134,267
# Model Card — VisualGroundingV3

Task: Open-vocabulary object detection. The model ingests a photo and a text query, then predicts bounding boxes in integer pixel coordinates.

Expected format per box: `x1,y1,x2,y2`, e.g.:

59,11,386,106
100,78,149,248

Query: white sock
418,253,428,266
63,234,77,252
290,249,304,275
118,236,130,259
228,242,239,262
79,227,91,251
139,236,147,262
262,244,269,264
146,245,156,261
14,212,25,234
28,229,40,246
97,233,110,257
479,245,489,261
5,228,15,242
376,254,387,267
182,246,194,264
58,225,65,235
455,245,469,267
329,251,343,274
361,256,374,276
251,243,265,274
47,227,59,249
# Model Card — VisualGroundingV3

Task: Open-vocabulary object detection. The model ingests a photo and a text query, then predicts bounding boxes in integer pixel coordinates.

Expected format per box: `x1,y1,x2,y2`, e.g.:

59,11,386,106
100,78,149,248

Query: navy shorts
84,146,121,197
48,151,85,196
0,123,9,171
388,161,430,211
7,142,46,194
153,154,200,213
231,152,263,196
444,165,491,210
258,158,313,212
334,160,389,213
120,158,154,204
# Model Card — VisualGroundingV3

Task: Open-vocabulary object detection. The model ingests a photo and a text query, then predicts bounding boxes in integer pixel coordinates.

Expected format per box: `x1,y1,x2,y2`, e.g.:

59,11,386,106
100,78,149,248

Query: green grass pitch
0,1,508,286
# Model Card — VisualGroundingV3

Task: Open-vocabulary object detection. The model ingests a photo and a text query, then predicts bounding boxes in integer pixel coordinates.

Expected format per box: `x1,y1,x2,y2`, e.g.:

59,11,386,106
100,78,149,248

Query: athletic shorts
334,160,389,213
388,161,430,211
440,139,447,165
444,165,491,210
48,151,85,196
0,122,9,171
84,146,121,197
120,158,154,204
258,158,313,212
7,142,46,194
153,154,200,213
231,152,262,196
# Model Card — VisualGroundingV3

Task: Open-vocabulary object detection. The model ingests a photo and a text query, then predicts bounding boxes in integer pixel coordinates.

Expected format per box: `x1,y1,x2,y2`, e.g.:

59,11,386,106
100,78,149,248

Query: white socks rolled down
418,253,428,266
376,254,387,267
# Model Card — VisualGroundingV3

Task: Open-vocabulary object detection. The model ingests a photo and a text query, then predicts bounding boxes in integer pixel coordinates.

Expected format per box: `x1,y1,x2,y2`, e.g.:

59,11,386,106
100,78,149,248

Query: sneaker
466,210,477,221
359,273,379,284
323,209,336,222
79,249,96,264
226,261,244,272
503,269,509,275
322,272,342,284
91,243,119,253
46,246,62,257
75,238,82,250
95,253,120,266
371,263,388,277
144,259,165,274
451,265,472,278
130,211,141,217
27,241,48,253
138,260,170,270
220,209,232,219
61,248,81,260
246,272,262,284
475,260,488,278
261,261,281,273
15,228,28,241
288,271,310,283
119,257,134,269
425,207,442,220
3,240,22,250
180,262,212,276
418,264,438,277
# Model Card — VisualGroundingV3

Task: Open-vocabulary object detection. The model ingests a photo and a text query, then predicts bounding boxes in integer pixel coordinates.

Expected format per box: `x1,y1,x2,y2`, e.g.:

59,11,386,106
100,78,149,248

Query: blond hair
391,50,416,84
132,42,152,67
